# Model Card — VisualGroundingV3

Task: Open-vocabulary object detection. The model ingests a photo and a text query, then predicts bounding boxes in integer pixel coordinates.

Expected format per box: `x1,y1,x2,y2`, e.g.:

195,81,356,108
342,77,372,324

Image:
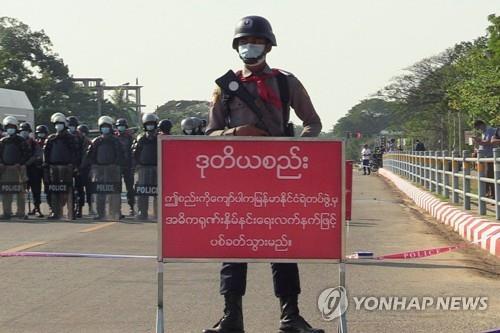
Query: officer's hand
234,125,269,137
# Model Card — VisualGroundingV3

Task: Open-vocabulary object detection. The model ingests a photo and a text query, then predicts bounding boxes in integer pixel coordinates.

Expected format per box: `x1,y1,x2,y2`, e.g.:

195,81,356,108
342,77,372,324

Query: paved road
0,173,498,332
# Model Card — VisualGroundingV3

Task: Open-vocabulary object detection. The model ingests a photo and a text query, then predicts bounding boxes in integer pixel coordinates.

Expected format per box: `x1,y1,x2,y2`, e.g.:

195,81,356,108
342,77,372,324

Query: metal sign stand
339,261,348,333
156,262,164,333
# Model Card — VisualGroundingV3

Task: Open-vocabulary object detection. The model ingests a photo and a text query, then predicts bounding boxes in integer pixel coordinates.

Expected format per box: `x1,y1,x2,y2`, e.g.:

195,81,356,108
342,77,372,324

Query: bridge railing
383,148,500,220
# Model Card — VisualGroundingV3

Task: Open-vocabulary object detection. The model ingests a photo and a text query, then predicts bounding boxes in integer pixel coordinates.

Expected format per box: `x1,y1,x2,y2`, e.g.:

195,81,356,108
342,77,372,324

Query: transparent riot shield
0,165,27,219
134,165,157,221
47,165,74,220
89,164,121,221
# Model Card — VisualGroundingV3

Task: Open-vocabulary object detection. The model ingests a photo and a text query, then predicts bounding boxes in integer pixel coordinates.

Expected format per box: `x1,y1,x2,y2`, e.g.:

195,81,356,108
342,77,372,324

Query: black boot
278,295,324,333
76,205,83,218
203,294,244,333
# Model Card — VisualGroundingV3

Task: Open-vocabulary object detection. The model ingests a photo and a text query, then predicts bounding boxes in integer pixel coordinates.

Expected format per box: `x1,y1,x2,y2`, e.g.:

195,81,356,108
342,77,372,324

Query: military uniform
204,15,324,333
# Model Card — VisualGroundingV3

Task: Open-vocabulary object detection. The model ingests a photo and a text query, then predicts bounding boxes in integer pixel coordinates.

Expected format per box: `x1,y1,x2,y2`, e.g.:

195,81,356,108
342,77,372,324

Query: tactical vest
49,138,72,165
138,136,157,166
96,138,118,165
2,139,22,165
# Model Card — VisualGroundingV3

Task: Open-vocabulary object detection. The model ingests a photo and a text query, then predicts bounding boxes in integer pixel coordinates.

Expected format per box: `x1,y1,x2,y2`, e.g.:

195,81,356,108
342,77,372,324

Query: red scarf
239,69,282,110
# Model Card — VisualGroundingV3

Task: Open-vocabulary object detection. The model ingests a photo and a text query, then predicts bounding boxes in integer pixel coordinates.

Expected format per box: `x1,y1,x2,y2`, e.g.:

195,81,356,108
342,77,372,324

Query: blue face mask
238,43,266,64
20,131,29,139
145,124,155,131
117,125,126,132
68,126,76,133
55,124,65,132
100,127,111,135
37,133,46,139
6,128,16,136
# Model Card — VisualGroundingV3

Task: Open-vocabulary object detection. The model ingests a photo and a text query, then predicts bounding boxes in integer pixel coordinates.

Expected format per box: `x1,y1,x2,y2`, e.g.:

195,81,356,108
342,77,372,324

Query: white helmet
50,112,66,124
141,113,159,125
51,113,67,126
2,116,18,127
98,115,114,127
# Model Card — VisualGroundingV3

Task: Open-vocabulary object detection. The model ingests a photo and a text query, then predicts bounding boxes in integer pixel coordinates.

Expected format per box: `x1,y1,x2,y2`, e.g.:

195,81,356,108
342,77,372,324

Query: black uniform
71,131,86,215
25,137,44,214
86,134,125,219
79,135,92,209
114,130,135,212
44,130,79,219
0,134,31,218
131,131,157,219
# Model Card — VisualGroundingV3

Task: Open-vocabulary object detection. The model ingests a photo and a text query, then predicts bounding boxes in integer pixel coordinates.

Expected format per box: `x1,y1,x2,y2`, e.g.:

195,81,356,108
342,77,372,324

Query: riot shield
134,165,157,220
47,165,74,220
0,165,27,219
89,164,121,221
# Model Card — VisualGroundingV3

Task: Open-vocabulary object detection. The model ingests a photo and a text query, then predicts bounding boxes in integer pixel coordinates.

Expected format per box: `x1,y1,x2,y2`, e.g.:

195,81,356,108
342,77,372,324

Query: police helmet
159,119,173,133
51,113,67,125
50,112,66,124
116,118,128,127
35,125,49,134
3,116,18,127
232,16,277,49
67,116,79,127
77,124,89,136
181,117,202,134
142,113,159,125
19,122,32,132
98,116,114,127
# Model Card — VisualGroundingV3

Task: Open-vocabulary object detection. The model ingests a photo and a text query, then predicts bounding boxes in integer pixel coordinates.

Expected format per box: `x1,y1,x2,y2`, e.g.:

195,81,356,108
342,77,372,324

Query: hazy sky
2,0,498,129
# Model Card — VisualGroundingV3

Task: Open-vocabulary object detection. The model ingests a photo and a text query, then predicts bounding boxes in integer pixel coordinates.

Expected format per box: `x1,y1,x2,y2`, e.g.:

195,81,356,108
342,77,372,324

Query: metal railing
383,148,500,220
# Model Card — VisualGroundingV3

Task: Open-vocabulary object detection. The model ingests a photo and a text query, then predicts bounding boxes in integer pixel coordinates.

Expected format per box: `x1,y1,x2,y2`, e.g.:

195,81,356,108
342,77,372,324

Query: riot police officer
158,119,173,135
131,113,159,220
66,116,86,218
34,125,49,216
204,16,323,333
181,117,204,135
0,116,31,219
85,116,125,220
21,123,44,217
77,124,92,214
44,113,78,219
114,118,135,217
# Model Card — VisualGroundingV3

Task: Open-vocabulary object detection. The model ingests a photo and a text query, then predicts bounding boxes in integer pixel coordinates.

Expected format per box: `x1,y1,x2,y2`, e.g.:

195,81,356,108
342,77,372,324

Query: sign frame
155,136,348,333
157,136,345,263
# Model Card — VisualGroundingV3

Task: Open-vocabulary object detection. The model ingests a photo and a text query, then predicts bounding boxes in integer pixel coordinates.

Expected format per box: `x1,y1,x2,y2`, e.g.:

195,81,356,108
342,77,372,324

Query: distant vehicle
0,88,35,126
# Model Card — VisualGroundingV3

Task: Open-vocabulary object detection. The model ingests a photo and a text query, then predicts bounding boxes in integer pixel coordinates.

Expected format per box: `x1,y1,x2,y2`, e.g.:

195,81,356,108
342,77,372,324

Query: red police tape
0,234,492,260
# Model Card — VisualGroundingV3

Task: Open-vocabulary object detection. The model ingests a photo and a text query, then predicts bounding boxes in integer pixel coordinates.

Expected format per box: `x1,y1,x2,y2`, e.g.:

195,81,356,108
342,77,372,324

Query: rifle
216,70,270,133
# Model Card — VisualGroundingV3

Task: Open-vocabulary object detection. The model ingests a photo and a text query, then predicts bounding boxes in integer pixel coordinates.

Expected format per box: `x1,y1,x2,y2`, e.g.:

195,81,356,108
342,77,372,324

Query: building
0,88,35,126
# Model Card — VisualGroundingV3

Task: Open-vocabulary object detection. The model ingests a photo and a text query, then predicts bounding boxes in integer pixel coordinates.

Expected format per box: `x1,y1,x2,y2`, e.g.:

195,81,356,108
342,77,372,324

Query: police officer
158,119,173,135
44,113,78,219
131,113,159,220
21,123,44,217
181,117,204,135
114,118,135,217
85,116,124,220
34,125,49,216
66,116,86,218
77,124,93,214
0,116,31,219
204,16,323,333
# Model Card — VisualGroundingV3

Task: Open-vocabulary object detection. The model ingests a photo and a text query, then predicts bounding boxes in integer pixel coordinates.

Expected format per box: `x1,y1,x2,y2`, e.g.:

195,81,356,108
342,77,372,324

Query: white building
0,88,35,126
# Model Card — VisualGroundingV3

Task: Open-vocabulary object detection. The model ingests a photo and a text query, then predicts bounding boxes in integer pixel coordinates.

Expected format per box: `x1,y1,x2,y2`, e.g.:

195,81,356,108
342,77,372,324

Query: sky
2,0,498,130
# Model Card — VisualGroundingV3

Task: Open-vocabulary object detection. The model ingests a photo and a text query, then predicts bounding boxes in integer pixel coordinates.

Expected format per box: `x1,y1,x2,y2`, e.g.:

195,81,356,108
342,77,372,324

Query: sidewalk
379,168,500,258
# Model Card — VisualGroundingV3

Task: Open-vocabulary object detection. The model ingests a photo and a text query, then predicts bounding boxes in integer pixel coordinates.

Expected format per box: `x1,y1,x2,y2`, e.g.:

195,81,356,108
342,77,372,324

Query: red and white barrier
379,168,500,258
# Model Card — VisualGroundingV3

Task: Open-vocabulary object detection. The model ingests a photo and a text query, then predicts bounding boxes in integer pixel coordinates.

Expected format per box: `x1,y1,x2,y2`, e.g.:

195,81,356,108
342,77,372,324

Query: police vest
2,139,22,165
48,138,73,165
138,136,157,166
96,138,118,165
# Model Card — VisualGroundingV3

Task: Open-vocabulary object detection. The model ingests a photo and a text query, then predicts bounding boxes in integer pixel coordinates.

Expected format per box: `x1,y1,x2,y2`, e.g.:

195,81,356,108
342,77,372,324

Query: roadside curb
378,168,500,258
